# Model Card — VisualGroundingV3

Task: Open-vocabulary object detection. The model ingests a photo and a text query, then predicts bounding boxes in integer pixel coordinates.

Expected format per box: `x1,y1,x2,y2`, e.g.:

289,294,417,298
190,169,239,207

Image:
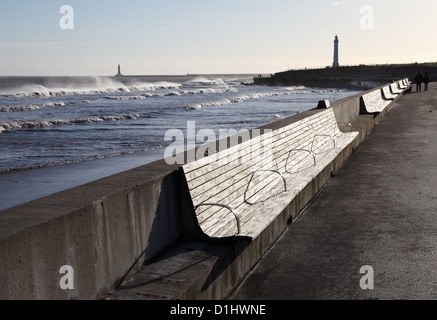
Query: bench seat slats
181,105,363,240
180,76,408,240
188,115,343,210
213,146,344,239
182,80,408,240
361,88,392,113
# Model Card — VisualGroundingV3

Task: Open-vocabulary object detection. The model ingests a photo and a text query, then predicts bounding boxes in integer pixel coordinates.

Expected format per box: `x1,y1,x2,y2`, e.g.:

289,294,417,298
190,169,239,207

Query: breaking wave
0,78,182,98
0,100,91,112
0,113,140,133
105,87,239,101
184,89,342,110
186,77,228,86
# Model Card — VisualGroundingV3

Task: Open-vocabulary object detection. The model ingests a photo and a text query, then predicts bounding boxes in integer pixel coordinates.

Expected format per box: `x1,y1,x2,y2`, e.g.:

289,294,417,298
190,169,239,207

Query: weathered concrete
107,83,405,300
231,84,437,300
0,161,182,300
0,81,406,300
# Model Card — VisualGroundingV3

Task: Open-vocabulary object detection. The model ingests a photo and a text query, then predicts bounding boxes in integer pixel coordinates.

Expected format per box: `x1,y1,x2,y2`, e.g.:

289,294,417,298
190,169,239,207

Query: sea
0,75,362,173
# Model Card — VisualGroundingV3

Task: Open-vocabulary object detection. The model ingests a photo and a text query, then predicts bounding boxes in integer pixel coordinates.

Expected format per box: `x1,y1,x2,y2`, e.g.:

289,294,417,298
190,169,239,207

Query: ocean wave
0,100,91,112
0,113,140,133
0,79,182,98
186,77,229,87
0,145,165,175
105,87,238,101
105,95,149,100
184,89,343,110
283,85,307,90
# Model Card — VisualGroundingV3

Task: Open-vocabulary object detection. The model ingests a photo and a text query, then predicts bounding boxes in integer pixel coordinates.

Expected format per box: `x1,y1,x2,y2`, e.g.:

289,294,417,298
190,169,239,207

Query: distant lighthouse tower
116,64,122,77
333,35,339,68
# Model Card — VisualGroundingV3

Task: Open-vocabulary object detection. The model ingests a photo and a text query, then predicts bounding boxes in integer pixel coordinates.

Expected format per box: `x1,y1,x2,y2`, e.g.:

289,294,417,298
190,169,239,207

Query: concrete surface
107,83,405,300
231,84,437,300
0,82,404,300
0,159,183,300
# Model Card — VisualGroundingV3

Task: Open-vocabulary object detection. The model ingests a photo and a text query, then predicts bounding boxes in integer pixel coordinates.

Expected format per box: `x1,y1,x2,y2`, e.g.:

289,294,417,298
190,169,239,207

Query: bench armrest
312,134,336,154
195,203,241,235
285,149,316,174
244,169,287,205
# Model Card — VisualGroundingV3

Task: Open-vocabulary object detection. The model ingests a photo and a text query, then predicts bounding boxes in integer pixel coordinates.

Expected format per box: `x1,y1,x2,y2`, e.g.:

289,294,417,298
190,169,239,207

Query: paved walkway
232,84,437,300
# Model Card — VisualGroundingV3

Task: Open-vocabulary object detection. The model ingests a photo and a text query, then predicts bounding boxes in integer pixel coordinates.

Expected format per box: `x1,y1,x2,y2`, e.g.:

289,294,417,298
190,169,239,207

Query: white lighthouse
333,35,339,68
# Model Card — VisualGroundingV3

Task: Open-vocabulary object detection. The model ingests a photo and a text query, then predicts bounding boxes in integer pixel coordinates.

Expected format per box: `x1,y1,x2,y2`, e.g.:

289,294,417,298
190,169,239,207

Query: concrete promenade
232,84,437,300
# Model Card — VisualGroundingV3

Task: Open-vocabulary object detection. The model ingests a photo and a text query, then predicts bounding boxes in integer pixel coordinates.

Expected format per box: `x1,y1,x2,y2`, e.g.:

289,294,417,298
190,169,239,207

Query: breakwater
0,80,408,300
254,63,436,89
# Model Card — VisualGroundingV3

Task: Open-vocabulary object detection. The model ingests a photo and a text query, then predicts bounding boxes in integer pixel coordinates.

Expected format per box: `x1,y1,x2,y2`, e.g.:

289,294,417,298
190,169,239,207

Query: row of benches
180,78,409,241
361,79,411,114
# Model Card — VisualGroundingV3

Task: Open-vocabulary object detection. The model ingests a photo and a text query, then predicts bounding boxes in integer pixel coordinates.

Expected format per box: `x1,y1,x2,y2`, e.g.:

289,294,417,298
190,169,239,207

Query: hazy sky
0,0,436,76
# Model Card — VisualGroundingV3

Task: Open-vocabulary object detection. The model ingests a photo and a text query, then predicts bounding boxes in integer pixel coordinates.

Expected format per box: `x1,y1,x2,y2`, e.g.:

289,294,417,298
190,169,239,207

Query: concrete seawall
0,162,183,299
0,82,406,300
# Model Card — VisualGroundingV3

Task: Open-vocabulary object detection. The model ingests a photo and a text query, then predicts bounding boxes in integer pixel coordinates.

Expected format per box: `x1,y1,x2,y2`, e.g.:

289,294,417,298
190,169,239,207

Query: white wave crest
0,100,90,112
105,87,238,101
184,89,342,110
0,113,140,133
1,78,182,98
187,77,228,86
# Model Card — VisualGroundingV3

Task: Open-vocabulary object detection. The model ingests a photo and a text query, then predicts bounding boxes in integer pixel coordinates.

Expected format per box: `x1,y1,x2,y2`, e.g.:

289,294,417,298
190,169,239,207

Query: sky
0,0,436,76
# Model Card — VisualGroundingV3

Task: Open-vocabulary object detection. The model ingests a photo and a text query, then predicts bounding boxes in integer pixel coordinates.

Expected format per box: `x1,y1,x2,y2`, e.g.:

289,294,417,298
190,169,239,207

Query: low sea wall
0,82,406,300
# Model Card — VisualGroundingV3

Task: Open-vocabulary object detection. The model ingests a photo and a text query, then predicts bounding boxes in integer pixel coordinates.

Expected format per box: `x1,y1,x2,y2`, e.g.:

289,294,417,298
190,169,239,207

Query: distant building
333,35,339,68
116,65,122,77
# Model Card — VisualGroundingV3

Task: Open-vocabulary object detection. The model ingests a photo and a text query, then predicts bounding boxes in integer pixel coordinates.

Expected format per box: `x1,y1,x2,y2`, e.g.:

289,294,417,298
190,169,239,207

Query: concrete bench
382,85,398,100
398,80,408,90
401,78,412,93
360,88,391,114
390,82,403,95
180,108,358,241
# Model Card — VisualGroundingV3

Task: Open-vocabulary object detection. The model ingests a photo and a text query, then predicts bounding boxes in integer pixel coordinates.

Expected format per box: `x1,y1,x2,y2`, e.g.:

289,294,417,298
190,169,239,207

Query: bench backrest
360,88,391,114
390,82,403,94
180,108,348,239
382,85,398,100
398,80,407,89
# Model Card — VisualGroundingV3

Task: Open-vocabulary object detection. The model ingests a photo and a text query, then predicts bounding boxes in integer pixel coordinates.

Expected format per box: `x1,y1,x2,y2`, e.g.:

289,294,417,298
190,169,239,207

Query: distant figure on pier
414,72,423,92
423,73,430,91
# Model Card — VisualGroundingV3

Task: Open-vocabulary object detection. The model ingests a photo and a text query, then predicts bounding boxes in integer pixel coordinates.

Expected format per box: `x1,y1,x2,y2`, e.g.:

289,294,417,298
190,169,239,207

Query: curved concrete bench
180,108,358,240
360,88,391,114
398,80,408,90
390,82,403,94
400,78,413,93
382,85,398,100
